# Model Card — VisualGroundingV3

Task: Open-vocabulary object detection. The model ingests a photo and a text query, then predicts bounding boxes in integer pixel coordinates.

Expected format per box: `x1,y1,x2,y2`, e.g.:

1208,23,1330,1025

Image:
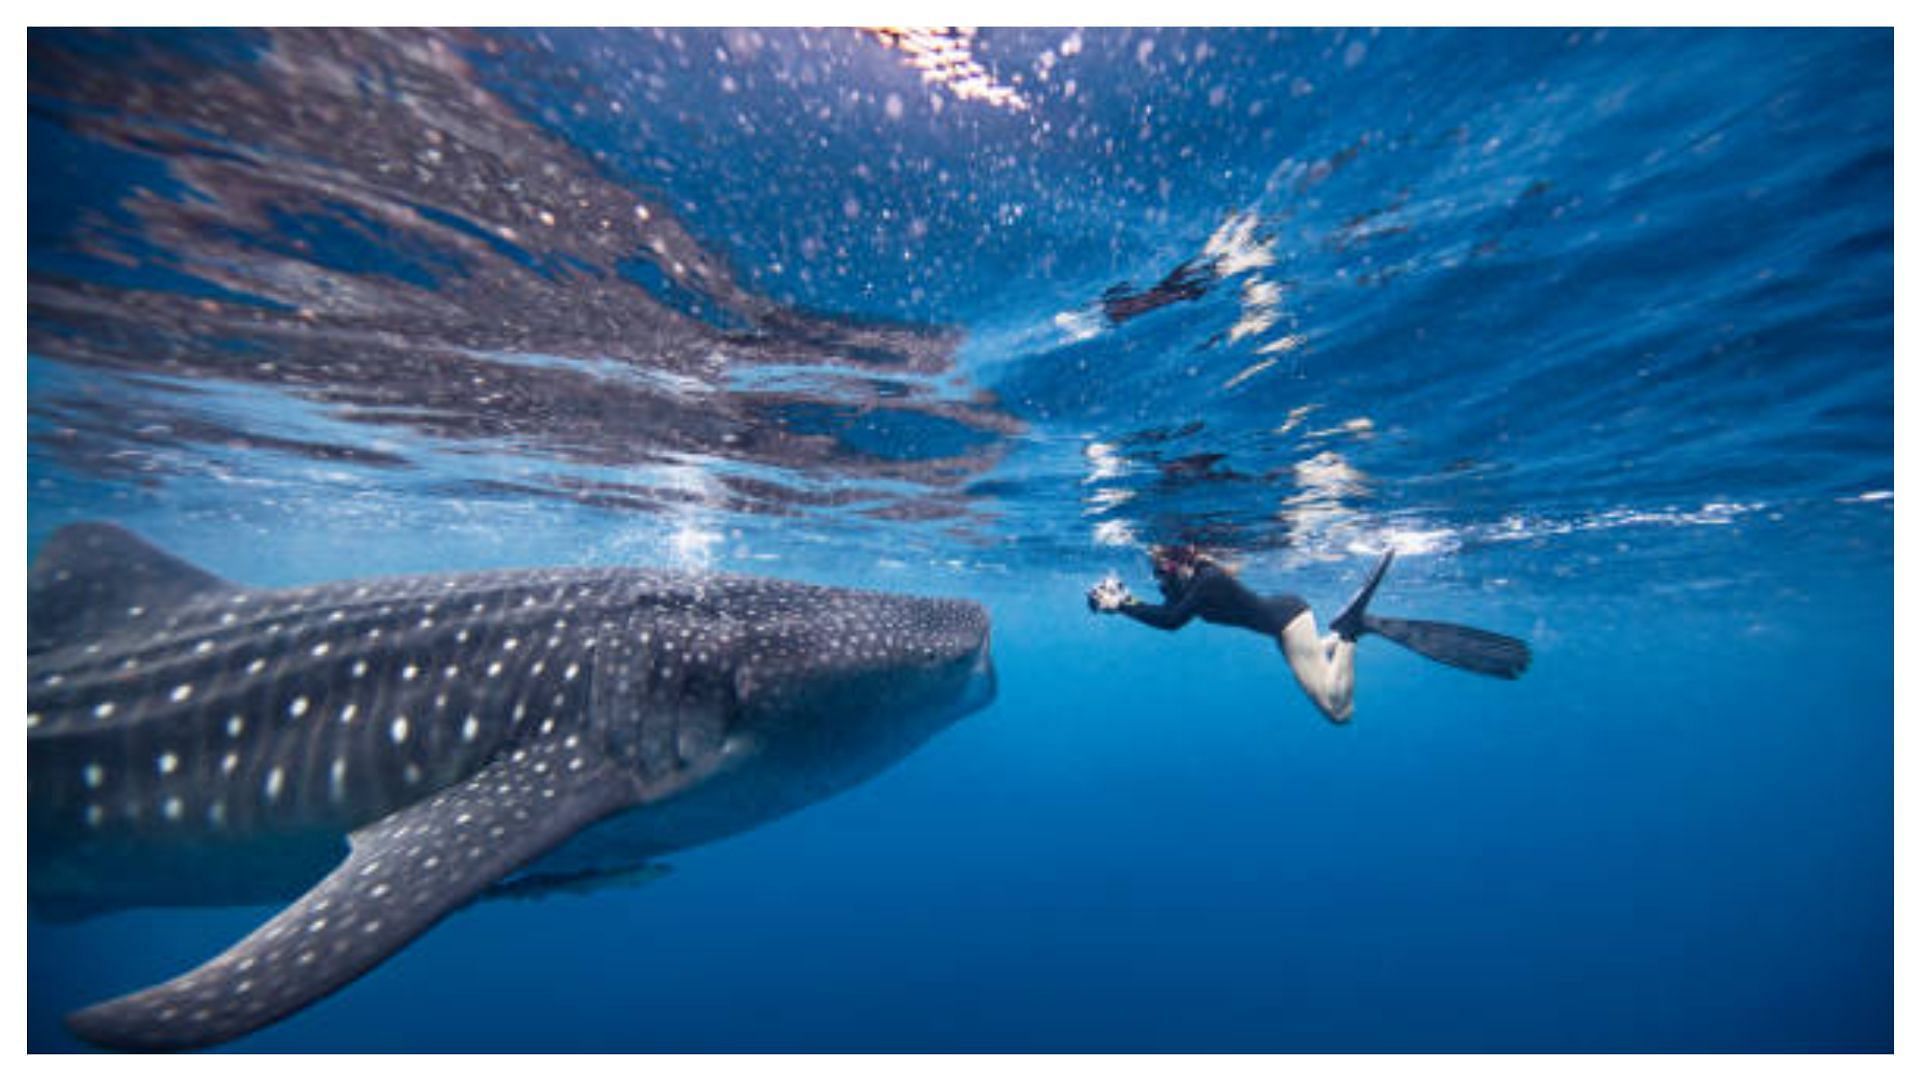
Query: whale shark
28,523,996,1051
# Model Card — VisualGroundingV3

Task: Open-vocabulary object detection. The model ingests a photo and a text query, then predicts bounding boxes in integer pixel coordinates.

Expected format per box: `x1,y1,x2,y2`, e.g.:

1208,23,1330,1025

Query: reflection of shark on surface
29,523,996,1051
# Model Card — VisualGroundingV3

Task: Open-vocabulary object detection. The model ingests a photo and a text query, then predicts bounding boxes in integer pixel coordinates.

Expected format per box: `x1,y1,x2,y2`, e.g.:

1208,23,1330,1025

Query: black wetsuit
1109,553,1532,683
1118,564,1309,638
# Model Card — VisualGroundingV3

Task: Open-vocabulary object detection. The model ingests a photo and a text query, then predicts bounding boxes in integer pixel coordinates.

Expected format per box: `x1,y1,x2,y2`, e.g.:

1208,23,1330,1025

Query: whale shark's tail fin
29,522,233,655
1361,615,1532,680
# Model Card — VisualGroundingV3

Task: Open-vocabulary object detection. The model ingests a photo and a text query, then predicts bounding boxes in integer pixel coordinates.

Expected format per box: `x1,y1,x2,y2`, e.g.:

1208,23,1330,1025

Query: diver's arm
1115,596,1198,630
1116,574,1214,630
1120,566,1248,630
1090,567,1216,630
1087,575,1194,629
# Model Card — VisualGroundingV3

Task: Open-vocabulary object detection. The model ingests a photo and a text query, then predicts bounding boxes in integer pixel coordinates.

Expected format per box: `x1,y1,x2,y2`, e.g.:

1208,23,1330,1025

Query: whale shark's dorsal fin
29,523,234,655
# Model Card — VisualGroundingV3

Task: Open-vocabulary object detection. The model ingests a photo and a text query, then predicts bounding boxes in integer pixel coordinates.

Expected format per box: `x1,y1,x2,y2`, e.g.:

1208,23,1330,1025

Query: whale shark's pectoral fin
66,736,643,1052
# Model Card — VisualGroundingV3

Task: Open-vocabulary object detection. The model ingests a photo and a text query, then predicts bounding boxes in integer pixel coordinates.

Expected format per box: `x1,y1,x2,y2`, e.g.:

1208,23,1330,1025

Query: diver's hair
1199,551,1244,575
1149,543,1242,576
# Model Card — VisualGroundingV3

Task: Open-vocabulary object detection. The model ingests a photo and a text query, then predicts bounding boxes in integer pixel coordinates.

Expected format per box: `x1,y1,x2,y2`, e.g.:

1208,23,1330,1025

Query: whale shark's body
28,523,995,1051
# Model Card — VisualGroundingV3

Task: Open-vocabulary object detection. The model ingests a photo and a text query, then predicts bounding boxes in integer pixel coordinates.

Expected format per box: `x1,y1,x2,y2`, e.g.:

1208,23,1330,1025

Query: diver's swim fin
1325,548,1530,679
1361,615,1531,680
1329,549,1394,641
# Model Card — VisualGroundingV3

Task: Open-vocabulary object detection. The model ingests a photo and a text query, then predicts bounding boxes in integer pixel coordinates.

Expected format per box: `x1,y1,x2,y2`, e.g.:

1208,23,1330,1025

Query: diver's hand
1087,575,1134,613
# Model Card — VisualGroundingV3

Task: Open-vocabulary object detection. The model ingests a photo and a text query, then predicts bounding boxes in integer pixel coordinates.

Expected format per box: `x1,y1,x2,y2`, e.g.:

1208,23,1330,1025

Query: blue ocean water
26,27,1891,1052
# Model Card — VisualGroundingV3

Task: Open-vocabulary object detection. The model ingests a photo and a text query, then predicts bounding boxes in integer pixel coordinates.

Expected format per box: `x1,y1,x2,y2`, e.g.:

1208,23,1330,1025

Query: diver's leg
1277,608,1355,723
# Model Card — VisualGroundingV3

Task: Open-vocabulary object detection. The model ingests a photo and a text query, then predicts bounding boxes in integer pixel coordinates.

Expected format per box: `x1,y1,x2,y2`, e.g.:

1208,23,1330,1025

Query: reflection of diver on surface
1087,545,1530,723
1101,257,1220,325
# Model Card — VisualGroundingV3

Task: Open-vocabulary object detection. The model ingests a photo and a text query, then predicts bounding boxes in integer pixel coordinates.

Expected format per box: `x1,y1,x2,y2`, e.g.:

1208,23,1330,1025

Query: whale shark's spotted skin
28,523,995,1051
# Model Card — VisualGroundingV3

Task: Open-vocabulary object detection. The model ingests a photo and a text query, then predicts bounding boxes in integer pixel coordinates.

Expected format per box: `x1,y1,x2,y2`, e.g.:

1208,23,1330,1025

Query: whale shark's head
719,587,995,788
566,575,997,841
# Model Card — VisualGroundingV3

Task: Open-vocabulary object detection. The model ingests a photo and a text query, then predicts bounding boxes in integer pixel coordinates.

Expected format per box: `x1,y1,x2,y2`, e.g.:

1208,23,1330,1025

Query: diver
1087,545,1530,723
1100,256,1219,325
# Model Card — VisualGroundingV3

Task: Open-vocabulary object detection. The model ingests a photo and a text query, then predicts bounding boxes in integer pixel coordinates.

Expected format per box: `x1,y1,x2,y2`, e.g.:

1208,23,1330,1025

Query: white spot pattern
32,557,995,1050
